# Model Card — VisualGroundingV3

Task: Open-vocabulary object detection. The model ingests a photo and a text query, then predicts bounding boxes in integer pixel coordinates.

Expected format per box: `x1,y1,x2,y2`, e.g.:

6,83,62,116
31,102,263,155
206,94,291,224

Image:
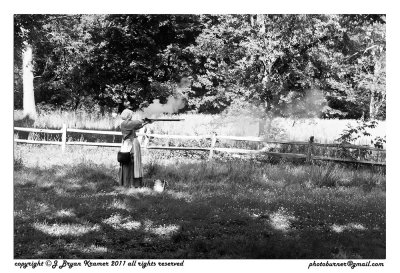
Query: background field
14,110,386,146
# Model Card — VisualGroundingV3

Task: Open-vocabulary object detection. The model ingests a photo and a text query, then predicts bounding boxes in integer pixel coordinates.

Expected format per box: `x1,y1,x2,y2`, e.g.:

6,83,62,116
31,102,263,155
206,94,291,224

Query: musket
143,118,185,123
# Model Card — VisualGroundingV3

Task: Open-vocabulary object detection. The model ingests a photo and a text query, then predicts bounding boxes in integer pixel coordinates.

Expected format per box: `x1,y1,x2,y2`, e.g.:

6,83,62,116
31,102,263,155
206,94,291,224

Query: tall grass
14,109,119,130
14,110,386,145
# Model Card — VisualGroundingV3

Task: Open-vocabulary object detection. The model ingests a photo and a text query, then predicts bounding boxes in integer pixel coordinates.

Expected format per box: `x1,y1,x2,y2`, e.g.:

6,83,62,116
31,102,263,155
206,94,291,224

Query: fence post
143,133,149,149
139,127,146,146
61,124,67,152
306,136,314,164
208,133,217,159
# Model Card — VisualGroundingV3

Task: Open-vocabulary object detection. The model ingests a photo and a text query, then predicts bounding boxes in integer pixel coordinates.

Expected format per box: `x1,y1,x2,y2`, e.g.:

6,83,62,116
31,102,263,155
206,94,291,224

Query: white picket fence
14,125,386,165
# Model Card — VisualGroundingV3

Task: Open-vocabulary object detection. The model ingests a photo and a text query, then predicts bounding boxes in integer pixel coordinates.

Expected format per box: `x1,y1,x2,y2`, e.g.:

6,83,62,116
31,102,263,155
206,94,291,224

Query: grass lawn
14,145,385,259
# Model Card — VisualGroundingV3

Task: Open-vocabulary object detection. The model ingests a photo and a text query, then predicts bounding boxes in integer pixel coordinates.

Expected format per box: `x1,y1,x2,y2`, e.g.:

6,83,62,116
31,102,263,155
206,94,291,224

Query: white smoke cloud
141,96,186,117
283,89,326,118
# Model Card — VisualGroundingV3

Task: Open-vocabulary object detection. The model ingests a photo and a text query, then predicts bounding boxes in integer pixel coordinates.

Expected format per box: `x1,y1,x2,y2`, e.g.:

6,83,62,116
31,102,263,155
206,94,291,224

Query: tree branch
345,45,379,61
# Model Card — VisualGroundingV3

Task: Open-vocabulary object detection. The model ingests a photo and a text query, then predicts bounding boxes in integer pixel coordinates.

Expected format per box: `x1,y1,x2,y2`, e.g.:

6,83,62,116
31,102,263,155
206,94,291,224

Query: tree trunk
265,116,273,138
258,114,274,137
22,42,36,119
369,90,376,120
256,14,266,34
258,118,265,137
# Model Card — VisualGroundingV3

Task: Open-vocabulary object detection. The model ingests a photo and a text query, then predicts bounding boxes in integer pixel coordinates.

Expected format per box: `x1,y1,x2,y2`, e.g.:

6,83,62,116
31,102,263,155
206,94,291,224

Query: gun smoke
141,96,186,117
282,89,326,118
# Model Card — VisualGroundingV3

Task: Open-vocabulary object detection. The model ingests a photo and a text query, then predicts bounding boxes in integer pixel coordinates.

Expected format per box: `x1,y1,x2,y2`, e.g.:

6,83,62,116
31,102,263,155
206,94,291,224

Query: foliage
336,120,378,143
334,119,385,162
14,14,385,120
335,119,386,149
372,136,386,149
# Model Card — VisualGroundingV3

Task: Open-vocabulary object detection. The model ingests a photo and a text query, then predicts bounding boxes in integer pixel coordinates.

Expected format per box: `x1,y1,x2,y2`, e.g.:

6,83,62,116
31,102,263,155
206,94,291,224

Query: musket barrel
148,118,185,121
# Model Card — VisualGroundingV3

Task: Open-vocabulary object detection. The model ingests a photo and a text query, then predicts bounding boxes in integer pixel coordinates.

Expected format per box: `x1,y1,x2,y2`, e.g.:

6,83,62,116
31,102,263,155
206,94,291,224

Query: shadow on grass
14,162,385,259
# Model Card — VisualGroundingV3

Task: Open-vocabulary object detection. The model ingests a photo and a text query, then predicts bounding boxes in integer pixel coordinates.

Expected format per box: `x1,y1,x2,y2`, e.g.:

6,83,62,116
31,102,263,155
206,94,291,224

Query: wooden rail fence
14,125,386,166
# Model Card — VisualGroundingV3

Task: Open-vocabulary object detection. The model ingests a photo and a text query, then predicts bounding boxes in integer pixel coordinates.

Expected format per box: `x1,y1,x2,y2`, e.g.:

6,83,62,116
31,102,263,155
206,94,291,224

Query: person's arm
127,119,151,130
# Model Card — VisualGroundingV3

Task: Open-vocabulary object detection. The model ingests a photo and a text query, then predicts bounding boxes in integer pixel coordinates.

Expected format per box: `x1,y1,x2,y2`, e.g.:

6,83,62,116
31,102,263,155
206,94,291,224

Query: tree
173,15,340,117
14,14,86,114
166,14,385,121
13,14,385,120
350,20,386,120
322,15,386,120
99,14,203,110
16,14,203,112
21,42,36,119
14,14,46,119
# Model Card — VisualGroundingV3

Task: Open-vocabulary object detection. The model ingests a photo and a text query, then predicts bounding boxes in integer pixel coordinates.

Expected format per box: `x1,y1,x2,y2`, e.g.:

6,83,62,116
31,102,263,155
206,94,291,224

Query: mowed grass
14,145,385,259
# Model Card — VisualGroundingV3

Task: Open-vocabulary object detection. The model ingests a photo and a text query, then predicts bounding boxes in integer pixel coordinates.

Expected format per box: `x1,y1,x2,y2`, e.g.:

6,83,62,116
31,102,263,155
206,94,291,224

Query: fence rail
14,125,386,166
14,127,62,134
